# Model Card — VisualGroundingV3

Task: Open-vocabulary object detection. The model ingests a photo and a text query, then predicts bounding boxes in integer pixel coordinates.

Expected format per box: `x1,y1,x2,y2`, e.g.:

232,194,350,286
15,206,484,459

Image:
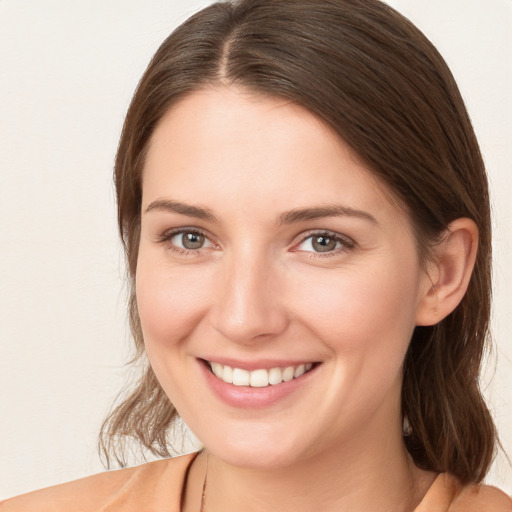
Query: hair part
101,0,497,483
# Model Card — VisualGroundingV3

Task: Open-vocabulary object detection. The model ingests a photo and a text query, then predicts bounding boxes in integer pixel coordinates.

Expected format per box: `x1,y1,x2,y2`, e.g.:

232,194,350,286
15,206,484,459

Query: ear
415,218,478,326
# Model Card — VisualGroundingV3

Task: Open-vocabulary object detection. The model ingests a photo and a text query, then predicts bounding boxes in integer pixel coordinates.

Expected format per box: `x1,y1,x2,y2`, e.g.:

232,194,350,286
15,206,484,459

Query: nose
210,249,289,344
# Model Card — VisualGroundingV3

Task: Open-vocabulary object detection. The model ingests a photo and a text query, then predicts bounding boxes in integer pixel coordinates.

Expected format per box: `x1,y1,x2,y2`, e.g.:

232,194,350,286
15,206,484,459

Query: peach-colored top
1,453,510,511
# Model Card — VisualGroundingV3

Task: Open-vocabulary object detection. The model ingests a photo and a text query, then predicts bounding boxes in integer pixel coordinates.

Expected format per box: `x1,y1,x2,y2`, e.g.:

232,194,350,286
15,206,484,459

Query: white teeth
232,368,250,386
211,362,223,378
282,366,295,382
250,369,269,387
268,367,283,385
294,364,306,378
222,365,233,384
208,361,315,387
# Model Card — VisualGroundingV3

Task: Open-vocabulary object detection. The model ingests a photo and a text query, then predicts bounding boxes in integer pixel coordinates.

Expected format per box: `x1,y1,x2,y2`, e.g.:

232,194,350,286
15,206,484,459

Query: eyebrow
145,199,219,222
145,199,377,225
278,205,378,225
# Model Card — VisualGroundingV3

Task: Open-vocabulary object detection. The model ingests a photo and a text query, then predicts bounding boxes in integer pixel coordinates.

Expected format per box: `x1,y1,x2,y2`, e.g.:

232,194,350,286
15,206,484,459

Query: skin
136,86,477,511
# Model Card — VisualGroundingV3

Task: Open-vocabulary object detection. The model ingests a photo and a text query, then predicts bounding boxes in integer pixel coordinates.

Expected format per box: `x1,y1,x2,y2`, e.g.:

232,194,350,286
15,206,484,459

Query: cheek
135,257,212,347
289,257,421,357
289,260,421,424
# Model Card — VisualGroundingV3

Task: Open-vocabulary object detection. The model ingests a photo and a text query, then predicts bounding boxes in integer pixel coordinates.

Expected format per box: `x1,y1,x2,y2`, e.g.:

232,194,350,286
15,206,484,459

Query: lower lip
199,360,318,409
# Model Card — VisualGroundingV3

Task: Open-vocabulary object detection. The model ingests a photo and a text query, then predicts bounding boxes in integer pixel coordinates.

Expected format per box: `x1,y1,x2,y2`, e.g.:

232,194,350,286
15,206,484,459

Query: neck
183,423,436,512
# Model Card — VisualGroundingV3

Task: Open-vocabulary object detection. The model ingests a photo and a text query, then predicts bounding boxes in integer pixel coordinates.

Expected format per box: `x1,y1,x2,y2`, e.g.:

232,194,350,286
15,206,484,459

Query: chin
194,423,316,470
213,445,303,470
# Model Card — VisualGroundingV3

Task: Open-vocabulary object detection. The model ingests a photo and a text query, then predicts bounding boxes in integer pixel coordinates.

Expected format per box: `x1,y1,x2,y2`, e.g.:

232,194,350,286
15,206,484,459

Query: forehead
142,86,408,229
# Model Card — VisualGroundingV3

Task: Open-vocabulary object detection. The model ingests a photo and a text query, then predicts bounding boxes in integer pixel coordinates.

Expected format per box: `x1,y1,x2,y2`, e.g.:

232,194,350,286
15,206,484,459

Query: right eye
159,229,215,254
171,231,209,250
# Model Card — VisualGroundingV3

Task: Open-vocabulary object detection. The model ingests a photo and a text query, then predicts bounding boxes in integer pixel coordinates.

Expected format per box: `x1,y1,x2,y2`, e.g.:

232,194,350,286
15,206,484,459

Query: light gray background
1,0,511,499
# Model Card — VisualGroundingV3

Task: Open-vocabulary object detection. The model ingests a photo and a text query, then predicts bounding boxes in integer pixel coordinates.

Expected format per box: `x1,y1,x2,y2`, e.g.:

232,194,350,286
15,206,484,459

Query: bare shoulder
415,473,511,512
450,481,512,512
0,452,197,512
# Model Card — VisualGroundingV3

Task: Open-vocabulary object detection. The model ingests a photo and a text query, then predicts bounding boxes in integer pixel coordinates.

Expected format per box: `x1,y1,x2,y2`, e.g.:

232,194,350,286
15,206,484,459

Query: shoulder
0,452,198,512
416,473,512,512
450,480,512,512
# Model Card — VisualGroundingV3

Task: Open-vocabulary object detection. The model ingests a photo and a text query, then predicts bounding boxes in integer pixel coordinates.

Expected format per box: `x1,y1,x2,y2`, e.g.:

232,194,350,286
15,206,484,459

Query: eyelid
291,229,356,255
155,226,355,257
156,226,218,254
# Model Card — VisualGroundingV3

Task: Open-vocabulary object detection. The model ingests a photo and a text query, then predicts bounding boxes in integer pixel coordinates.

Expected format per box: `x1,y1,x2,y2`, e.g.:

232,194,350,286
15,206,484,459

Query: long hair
101,0,496,483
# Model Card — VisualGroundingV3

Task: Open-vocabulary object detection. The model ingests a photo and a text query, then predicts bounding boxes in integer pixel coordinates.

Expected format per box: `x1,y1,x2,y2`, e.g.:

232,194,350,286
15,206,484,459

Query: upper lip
199,357,319,371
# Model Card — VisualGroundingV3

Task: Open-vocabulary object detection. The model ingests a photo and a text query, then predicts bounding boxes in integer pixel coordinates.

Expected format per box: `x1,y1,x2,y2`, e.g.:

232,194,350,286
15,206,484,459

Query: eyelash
157,228,215,257
156,228,356,258
294,230,356,258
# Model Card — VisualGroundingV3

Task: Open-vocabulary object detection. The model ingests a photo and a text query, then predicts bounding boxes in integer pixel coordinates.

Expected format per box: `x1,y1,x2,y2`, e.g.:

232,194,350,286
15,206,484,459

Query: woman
1,0,510,510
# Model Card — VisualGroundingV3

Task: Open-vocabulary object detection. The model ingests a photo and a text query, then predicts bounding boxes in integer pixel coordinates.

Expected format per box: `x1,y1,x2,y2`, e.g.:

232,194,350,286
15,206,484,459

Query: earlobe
415,218,478,326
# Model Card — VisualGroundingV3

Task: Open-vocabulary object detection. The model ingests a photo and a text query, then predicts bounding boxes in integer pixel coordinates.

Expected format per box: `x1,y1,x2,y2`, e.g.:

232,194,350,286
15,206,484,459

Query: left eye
297,233,346,253
169,231,213,250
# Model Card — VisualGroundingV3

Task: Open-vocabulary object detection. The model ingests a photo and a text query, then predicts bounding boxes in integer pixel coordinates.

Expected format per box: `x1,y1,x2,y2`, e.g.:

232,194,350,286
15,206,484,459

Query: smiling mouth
206,360,317,388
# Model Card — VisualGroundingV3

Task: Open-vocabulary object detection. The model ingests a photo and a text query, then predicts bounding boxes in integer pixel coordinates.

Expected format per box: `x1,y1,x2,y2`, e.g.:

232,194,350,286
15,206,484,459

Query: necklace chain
199,451,208,512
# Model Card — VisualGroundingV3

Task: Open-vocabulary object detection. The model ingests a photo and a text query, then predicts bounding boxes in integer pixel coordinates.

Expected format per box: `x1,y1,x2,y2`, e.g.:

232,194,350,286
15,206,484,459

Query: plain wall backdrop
1,0,511,499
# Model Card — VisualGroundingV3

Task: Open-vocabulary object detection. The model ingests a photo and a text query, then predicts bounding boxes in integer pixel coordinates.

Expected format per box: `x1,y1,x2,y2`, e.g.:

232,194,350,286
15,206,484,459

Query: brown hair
101,0,497,483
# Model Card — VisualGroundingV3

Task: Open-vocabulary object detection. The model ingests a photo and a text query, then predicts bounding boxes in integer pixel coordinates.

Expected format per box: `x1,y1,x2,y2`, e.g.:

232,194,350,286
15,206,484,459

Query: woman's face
137,87,432,469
